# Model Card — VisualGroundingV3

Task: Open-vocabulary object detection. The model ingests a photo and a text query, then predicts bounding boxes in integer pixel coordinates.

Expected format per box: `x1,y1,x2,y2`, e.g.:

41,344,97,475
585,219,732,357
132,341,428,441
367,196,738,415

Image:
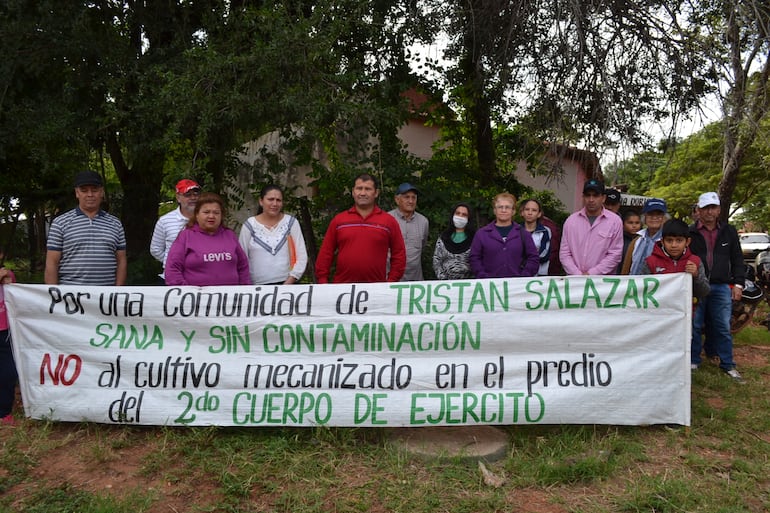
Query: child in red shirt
641,219,710,303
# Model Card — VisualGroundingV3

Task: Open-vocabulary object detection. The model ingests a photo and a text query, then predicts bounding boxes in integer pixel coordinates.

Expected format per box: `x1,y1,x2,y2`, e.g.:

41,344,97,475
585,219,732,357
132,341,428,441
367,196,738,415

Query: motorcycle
730,250,770,333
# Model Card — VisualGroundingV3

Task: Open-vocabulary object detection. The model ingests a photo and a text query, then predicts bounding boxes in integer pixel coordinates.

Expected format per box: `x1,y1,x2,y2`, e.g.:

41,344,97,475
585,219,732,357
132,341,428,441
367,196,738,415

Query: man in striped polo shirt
45,171,127,286
149,179,201,283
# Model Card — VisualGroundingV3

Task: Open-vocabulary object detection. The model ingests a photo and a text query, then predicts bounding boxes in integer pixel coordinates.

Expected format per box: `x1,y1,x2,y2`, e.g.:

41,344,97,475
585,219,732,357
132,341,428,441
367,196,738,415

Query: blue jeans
692,284,735,370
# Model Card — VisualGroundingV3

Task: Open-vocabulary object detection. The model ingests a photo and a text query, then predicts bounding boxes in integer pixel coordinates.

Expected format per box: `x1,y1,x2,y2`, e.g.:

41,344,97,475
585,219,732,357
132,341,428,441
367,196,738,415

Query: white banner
5,274,691,426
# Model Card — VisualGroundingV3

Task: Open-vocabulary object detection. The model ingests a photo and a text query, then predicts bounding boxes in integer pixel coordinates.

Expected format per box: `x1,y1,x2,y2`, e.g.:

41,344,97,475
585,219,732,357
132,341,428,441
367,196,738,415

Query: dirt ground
2,343,768,513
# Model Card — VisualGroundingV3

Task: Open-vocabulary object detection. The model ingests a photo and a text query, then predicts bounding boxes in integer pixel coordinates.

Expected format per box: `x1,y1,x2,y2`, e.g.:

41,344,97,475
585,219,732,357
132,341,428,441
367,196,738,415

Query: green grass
13,483,153,513
1,326,769,512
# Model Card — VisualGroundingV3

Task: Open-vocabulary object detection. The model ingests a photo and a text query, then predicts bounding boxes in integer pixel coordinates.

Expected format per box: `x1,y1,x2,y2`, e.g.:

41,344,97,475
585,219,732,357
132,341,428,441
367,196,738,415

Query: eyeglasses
182,190,201,197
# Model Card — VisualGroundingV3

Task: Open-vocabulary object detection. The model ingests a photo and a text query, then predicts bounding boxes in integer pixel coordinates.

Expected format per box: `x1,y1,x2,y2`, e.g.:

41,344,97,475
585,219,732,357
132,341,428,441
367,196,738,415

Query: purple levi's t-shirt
164,225,251,286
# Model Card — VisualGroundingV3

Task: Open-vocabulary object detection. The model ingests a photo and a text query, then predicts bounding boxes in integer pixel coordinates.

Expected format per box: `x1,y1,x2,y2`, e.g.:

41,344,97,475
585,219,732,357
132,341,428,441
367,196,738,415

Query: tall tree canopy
0,0,433,279
427,0,713,185
694,0,770,218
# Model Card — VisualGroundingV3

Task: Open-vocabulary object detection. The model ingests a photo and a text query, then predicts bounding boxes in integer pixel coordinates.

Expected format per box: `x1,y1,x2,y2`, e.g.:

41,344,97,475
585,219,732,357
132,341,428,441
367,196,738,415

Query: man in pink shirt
559,179,623,275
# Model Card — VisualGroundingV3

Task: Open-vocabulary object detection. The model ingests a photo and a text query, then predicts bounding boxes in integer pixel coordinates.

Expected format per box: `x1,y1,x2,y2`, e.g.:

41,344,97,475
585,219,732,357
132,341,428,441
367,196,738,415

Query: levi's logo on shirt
203,252,233,262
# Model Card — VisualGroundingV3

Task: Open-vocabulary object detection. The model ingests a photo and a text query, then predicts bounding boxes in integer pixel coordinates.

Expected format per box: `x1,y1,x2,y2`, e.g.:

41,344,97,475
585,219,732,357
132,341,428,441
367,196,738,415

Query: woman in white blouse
239,185,308,284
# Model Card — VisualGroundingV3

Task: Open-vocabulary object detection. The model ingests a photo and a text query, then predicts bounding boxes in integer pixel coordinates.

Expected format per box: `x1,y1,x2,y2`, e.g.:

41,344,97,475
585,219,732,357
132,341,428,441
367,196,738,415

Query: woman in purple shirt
165,193,251,286
470,193,539,278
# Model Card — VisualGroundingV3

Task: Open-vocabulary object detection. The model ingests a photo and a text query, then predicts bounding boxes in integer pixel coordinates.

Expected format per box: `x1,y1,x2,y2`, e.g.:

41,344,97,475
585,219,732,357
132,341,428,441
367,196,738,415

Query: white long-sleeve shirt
149,208,188,277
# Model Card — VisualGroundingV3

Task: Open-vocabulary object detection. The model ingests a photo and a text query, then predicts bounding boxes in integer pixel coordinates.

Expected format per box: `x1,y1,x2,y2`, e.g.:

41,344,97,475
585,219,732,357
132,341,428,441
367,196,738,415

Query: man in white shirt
149,179,201,282
388,183,429,281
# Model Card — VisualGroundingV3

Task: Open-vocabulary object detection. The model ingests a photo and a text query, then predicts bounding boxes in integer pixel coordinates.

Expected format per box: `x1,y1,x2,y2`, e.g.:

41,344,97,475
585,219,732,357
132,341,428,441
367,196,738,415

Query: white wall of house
232,131,321,223
233,118,598,222
514,158,587,213
396,120,441,160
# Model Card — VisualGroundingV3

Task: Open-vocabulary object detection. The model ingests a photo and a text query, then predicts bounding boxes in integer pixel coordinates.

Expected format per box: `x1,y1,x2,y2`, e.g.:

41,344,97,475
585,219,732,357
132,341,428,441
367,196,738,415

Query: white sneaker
724,368,746,384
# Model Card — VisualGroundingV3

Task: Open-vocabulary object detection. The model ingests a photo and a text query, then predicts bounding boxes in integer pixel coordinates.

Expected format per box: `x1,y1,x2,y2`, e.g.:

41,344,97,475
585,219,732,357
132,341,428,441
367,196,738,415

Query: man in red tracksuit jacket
315,173,406,283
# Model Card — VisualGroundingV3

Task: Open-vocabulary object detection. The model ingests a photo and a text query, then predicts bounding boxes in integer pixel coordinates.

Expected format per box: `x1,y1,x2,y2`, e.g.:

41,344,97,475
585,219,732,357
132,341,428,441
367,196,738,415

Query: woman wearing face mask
432,203,476,279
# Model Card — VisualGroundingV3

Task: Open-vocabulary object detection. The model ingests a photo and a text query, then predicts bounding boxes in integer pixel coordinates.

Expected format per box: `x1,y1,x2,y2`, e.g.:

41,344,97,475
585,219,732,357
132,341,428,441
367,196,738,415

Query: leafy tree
682,1,770,218
647,123,726,217
8,0,762,282
0,1,100,271
1,1,212,280
1,1,435,281
643,120,770,221
425,0,712,188
604,139,677,196
178,1,442,271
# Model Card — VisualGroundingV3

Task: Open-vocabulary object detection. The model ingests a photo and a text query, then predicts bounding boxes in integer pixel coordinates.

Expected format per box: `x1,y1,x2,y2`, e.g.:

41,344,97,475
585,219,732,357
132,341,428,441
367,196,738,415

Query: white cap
697,192,720,208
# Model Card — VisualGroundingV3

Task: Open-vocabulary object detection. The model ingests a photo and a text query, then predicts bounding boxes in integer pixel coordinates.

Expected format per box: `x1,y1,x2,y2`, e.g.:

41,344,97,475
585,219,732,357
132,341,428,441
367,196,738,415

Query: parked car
740,232,770,260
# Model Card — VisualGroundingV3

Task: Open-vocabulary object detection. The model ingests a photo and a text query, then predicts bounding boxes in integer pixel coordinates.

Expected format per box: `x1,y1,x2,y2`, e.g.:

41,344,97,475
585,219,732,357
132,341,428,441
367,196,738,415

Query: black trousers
0,330,17,417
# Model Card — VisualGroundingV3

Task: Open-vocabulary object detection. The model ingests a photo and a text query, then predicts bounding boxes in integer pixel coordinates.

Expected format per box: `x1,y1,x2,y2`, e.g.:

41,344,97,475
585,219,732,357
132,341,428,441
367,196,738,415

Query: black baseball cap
583,179,605,195
605,188,621,204
73,171,103,188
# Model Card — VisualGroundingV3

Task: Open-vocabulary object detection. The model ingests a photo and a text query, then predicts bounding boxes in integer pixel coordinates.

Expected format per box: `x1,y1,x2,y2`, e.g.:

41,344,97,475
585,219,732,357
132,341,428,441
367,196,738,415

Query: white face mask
453,215,468,229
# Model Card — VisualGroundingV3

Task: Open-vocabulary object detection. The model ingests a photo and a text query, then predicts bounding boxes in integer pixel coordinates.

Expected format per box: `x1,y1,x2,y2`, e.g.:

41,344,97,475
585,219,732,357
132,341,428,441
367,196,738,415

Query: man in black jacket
689,192,746,383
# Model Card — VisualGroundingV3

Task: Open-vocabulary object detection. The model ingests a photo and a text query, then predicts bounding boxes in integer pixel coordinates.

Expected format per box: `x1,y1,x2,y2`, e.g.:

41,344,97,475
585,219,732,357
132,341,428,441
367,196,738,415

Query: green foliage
732,119,770,230
125,253,162,286
438,0,715,153
606,140,674,196
15,483,152,513
613,119,770,224
7,0,763,270
647,123,725,218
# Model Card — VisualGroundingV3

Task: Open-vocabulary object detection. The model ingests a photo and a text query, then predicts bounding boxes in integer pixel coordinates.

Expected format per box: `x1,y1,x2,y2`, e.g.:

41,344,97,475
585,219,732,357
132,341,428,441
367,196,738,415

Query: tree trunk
106,130,164,264
298,197,316,282
718,145,743,220
459,49,497,187
472,93,497,187
119,169,164,263
717,1,770,222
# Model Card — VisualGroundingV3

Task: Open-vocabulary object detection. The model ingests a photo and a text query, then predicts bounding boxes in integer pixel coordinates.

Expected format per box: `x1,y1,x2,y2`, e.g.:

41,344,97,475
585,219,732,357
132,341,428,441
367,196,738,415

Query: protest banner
5,274,691,426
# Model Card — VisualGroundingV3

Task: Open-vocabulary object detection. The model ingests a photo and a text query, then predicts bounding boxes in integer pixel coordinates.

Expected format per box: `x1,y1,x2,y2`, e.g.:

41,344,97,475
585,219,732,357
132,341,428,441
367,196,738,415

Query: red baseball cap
175,179,201,194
